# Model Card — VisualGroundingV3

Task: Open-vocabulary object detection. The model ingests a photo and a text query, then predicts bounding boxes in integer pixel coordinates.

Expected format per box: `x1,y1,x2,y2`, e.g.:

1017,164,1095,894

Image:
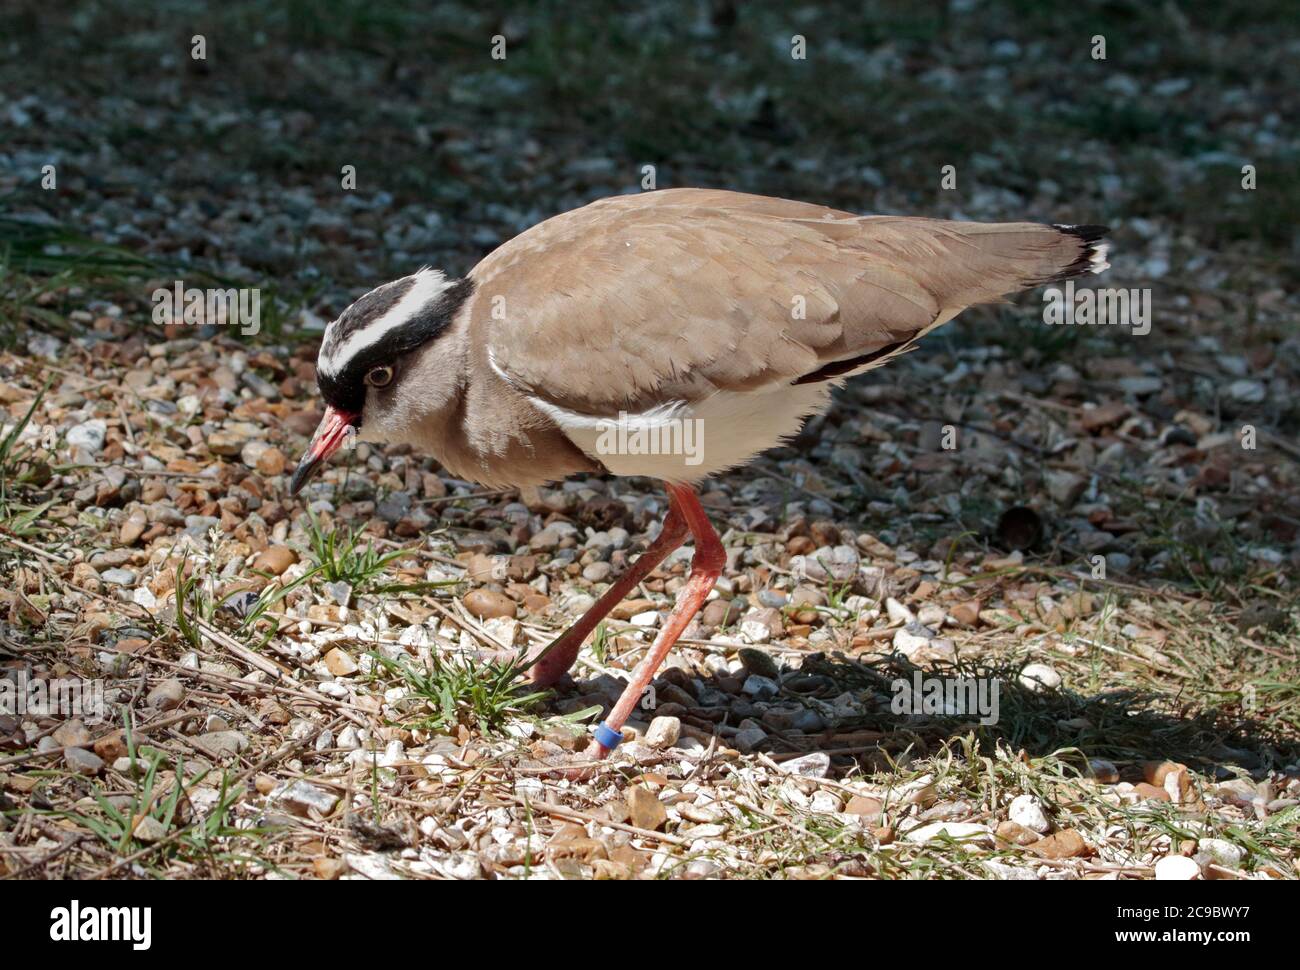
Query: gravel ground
0,2,1296,880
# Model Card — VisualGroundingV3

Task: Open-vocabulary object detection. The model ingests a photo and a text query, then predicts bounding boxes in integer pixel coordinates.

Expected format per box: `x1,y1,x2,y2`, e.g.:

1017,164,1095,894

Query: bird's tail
1044,223,1111,283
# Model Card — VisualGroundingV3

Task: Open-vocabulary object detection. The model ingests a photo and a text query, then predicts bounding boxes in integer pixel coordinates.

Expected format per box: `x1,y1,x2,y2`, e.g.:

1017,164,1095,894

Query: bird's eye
365,365,394,388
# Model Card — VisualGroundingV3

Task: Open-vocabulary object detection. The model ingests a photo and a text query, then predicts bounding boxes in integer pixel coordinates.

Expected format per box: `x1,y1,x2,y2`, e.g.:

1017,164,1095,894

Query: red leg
524,496,688,686
592,481,723,758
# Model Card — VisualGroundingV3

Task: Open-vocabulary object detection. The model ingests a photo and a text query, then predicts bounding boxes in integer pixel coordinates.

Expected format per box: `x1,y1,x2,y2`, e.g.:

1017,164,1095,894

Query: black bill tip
288,455,320,496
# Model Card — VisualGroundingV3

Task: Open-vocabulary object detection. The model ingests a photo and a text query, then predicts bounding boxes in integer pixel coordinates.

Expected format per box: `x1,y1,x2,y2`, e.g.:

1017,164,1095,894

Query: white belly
528,381,833,483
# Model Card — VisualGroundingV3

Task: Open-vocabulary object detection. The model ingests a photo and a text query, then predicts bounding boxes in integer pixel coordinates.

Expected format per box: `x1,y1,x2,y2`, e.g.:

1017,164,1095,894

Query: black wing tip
1052,222,1110,242
1044,223,1111,283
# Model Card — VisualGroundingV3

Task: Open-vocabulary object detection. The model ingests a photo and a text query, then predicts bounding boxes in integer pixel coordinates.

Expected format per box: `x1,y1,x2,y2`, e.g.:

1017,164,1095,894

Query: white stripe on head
318,269,453,377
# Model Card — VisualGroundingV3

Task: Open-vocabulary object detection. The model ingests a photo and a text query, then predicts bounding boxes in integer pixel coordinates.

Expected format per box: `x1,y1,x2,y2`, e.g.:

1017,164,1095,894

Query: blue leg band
593,721,623,750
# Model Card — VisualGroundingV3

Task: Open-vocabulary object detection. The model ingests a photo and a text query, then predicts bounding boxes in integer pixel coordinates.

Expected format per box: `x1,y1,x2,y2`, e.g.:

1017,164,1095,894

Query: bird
289,187,1109,759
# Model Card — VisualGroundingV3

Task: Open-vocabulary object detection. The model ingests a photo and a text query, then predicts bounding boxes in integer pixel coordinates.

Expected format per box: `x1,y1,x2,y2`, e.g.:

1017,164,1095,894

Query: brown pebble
255,447,286,476
463,588,517,620
1134,782,1172,802
52,720,91,748
786,535,816,555
625,785,668,831
1027,828,1089,859
845,795,883,821
1142,760,1183,786
324,648,359,677
948,600,981,627
700,598,741,628
610,598,656,621
253,546,297,576
520,592,550,614
996,820,1042,846
465,553,502,583
93,732,128,763
119,513,148,545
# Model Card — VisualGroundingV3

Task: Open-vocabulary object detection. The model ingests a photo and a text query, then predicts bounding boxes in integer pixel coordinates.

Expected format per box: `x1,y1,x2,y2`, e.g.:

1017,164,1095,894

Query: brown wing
470,188,1104,415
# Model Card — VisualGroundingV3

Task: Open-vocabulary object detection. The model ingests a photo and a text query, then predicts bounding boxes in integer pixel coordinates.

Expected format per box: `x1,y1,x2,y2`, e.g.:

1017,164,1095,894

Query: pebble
582,561,612,583
625,786,668,831
207,429,248,456
376,492,411,524
788,586,826,608
948,600,981,626
119,511,147,545
482,616,520,647
1026,828,1088,859
275,780,340,817
195,730,249,759
810,790,843,813
778,752,831,779
916,604,947,628
1018,663,1062,692
893,624,933,658
1089,758,1120,783
560,591,598,615
733,725,767,752
791,545,858,583
701,598,741,628
253,546,297,576
741,674,779,701
1045,469,1088,506
132,816,168,842
885,597,915,624
1154,855,1200,880
644,715,681,748
100,568,136,585
845,795,883,819
737,647,780,680
64,747,104,775
1008,794,1050,833
463,588,516,620
1118,375,1163,396
324,647,359,676
52,720,91,747
529,523,574,552
147,679,185,710
995,820,1041,845
1227,379,1267,404
792,709,825,732
67,420,107,453
1193,838,1244,872
630,609,660,627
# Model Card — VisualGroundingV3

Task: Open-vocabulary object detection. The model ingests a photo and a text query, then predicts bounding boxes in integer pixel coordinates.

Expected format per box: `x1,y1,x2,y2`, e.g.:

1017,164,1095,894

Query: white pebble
1154,855,1200,880
1008,794,1050,833
1019,663,1062,692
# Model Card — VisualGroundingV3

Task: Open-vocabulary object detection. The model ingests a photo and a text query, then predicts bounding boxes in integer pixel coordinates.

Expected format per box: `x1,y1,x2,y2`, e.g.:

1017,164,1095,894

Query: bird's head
289,268,474,495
